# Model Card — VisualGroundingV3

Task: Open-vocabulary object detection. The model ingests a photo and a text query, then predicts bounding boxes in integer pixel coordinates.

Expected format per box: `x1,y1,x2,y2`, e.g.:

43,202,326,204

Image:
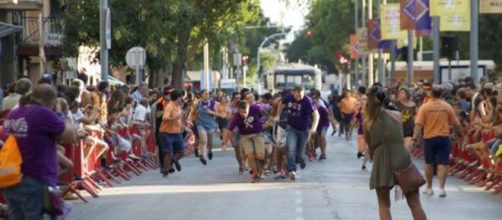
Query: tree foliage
62,0,261,88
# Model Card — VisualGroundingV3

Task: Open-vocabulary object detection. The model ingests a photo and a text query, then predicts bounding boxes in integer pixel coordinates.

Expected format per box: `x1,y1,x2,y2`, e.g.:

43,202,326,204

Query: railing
18,16,64,46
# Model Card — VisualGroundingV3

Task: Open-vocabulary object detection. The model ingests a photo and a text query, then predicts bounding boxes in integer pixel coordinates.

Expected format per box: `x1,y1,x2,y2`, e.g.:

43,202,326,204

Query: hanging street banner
430,0,470,31
356,28,369,54
400,0,432,30
367,18,381,50
430,0,469,16
350,34,359,59
480,0,502,14
397,30,417,49
381,3,401,40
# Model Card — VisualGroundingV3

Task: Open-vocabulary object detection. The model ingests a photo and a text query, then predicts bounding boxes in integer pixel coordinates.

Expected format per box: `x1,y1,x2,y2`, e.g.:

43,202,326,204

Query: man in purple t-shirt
276,85,319,180
222,101,265,183
3,84,77,220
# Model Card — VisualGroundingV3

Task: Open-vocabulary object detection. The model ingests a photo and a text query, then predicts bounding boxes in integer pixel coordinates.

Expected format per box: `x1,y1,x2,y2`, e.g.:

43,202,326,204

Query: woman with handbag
363,86,427,220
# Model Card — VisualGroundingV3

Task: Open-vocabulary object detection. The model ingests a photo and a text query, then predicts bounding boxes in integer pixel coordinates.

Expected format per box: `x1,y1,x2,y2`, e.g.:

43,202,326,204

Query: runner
222,101,265,183
310,89,330,161
159,90,184,177
196,90,218,165
276,85,319,180
339,90,358,141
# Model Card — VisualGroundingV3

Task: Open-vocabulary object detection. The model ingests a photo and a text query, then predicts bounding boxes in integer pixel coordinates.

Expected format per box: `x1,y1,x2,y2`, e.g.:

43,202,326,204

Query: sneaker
423,188,434,196
174,161,182,172
357,152,364,159
438,189,447,198
239,168,244,175
208,152,213,160
318,154,326,160
289,171,297,181
161,171,169,178
194,150,199,157
361,165,367,171
274,175,287,180
251,176,258,183
169,168,175,173
200,158,207,166
300,160,306,169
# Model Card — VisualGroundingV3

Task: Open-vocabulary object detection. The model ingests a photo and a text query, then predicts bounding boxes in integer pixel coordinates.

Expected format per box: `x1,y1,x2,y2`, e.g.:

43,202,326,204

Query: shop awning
0,22,22,38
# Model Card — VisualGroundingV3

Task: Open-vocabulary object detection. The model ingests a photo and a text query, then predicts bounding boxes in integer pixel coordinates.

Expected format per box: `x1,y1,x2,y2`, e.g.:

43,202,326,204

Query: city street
69,131,501,220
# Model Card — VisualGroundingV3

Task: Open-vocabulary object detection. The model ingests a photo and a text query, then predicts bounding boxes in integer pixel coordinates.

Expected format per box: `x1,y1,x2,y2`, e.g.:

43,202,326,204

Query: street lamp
256,32,287,94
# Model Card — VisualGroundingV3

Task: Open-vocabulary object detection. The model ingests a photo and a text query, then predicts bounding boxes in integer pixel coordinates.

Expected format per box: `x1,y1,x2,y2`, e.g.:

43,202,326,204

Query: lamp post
100,0,109,81
256,32,287,94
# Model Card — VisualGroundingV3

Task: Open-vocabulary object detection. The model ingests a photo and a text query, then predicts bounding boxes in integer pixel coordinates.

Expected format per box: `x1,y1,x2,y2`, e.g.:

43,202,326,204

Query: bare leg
198,128,208,160
319,134,327,156
404,190,427,220
376,187,392,220
404,137,413,151
424,164,434,189
437,165,448,190
58,151,74,177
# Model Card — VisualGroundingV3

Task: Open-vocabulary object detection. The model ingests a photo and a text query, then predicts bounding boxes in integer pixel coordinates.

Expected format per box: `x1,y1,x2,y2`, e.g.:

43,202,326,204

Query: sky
260,0,309,31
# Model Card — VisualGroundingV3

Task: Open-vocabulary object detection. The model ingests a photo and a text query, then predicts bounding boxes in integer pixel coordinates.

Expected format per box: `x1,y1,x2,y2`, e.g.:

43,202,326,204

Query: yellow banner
357,28,368,54
430,0,470,16
430,0,470,31
480,0,502,14
380,4,401,40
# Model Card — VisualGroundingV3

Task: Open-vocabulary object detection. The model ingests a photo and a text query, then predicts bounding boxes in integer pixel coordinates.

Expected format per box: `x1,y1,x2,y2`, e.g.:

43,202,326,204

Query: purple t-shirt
4,105,65,186
228,104,263,135
282,94,317,130
316,99,330,129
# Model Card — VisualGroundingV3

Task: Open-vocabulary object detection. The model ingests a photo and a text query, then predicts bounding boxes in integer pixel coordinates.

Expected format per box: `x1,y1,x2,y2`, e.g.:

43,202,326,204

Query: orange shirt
160,102,182,134
415,99,459,139
339,97,358,114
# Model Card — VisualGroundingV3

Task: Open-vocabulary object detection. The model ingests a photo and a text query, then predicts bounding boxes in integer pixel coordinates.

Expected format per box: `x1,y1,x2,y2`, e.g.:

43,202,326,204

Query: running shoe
169,168,175,173
438,189,447,198
274,174,287,180
357,152,364,159
200,158,207,166
318,154,326,160
208,152,213,160
194,150,199,157
300,160,306,169
239,167,244,175
174,161,182,171
161,171,169,178
361,165,367,171
289,171,296,181
423,188,434,196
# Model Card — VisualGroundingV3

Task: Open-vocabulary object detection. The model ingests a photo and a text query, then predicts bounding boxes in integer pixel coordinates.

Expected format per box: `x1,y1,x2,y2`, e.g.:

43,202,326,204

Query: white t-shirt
133,104,150,122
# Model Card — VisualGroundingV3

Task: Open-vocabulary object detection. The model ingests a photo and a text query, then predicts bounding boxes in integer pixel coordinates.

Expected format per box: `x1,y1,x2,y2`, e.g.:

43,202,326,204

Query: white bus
265,63,322,93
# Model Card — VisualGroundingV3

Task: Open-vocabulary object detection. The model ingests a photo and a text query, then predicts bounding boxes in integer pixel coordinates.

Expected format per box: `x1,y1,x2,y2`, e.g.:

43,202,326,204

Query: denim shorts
160,133,184,155
424,136,451,165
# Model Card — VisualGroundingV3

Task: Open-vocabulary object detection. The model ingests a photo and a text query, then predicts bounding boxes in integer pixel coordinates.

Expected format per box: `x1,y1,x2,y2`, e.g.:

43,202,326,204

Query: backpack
0,135,23,188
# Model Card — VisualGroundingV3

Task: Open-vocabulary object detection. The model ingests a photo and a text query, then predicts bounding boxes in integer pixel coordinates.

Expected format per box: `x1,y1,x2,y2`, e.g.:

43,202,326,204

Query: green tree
62,0,260,88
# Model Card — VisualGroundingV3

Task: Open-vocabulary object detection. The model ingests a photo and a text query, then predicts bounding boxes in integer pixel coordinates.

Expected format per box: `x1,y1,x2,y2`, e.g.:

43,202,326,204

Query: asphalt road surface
68,130,501,220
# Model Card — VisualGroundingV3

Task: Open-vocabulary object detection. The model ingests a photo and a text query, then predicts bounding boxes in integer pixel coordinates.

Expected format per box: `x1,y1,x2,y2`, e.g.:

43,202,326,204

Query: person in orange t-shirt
159,90,184,177
338,90,358,140
413,85,460,198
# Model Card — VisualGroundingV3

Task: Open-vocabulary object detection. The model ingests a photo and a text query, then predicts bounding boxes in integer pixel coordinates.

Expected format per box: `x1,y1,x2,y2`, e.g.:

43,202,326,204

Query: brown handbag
384,110,426,193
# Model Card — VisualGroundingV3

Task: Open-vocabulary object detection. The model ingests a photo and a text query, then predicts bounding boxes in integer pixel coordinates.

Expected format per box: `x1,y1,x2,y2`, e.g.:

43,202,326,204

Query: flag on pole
400,0,431,30
367,18,381,50
350,34,359,59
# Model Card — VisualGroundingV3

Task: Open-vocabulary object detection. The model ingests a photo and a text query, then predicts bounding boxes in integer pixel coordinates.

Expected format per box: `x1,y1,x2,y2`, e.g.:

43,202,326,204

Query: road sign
126,47,146,68
126,47,146,85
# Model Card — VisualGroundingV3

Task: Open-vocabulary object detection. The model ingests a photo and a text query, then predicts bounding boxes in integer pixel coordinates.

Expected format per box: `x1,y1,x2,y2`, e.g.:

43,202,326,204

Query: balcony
0,0,43,10
17,16,64,57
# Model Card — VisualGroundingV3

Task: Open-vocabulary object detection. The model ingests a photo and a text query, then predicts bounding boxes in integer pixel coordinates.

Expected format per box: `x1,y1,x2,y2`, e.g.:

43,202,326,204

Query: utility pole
203,42,210,91
100,0,109,81
354,0,359,87
433,16,440,83
470,0,479,82
368,0,374,86
362,0,367,86
377,0,384,84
